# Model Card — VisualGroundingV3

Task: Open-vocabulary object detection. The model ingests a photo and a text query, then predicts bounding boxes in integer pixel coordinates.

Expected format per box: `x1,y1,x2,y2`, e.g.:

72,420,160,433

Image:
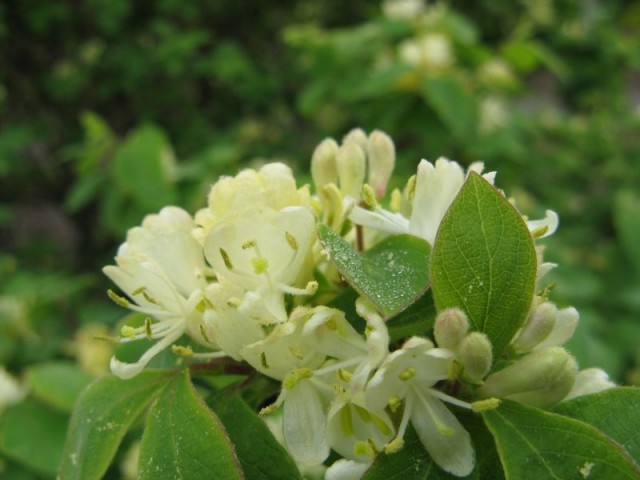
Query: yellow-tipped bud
477,347,578,408
434,308,469,349
458,332,493,383
311,138,339,189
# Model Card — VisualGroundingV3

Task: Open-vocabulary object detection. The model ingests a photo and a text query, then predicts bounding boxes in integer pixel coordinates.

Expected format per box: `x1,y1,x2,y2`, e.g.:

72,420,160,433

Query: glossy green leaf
553,387,640,462
138,370,243,480
431,173,537,355
387,290,436,342
318,225,431,319
0,399,68,477
483,400,640,479
59,369,175,480
25,362,94,413
211,393,301,480
422,76,476,141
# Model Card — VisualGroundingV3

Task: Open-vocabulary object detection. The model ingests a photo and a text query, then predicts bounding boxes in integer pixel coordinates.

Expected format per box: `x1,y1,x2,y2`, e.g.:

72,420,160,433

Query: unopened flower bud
311,138,339,189
513,302,557,353
564,368,615,400
343,128,368,152
534,307,579,350
477,347,578,408
367,130,395,198
434,308,469,349
458,332,493,383
336,142,366,199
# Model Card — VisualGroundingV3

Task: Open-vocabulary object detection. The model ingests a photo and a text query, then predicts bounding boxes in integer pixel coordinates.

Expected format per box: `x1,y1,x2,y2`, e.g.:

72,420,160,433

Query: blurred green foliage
1,0,640,477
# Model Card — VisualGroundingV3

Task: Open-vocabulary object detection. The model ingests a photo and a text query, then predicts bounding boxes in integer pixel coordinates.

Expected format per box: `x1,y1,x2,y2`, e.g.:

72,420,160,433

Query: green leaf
482,400,640,479
0,399,68,477
387,290,436,342
422,76,476,141
25,362,94,413
318,225,431,319
211,393,301,480
430,173,537,355
553,387,640,462
59,369,175,480
112,124,177,211
138,370,243,480
614,190,640,275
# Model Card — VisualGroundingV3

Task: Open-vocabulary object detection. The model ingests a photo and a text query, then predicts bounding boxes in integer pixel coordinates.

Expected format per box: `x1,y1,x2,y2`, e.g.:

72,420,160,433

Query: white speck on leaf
580,461,594,478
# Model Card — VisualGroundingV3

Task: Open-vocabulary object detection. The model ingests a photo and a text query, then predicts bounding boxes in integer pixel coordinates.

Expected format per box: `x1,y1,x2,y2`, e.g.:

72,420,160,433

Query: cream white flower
203,206,317,324
399,34,454,71
325,458,370,480
366,337,474,477
193,163,311,244
350,157,558,246
104,207,209,379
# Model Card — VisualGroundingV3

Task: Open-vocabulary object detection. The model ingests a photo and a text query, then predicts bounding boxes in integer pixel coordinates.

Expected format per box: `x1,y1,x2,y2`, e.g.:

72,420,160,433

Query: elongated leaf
212,393,301,480
25,362,94,413
318,226,430,319
138,370,243,480
431,173,537,355
59,370,175,480
0,399,68,476
483,400,640,479
553,387,640,462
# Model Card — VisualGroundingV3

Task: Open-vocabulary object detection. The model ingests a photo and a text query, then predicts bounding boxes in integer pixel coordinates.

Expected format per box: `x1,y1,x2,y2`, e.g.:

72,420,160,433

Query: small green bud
311,138,339,189
367,130,395,198
458,332,493,383
434,308,469,349
513,302,557,353
477,347,578,408
336,142,366,199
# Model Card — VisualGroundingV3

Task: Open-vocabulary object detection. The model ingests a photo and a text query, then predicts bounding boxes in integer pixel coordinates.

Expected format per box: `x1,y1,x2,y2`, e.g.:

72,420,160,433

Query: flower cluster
104,129,614,478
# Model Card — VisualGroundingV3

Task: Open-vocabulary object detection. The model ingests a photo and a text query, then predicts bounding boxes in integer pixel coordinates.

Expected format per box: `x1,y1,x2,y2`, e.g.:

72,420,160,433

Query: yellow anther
141,291,160,305
171,345,193,357
384,437,404,454
338,368,353,382
388,395,402,413
219,248,233,270
399,367,416,381
285,231,298,250
261,352,269,369
120,325,137,338
361,184,378,208
471,398,501,413
107,289,130,308
131,286,146,296
242,239,256,249
144,317,153,338
289,345,304,359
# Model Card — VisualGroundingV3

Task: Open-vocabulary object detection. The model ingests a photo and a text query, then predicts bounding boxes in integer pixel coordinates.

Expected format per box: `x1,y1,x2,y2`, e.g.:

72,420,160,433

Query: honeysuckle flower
203,206,317,324
103,207,210,379
326,392,395,463
366,337,474,477
350,158,495,246
512,303,579,354
193,162,312,244
564,368,616,400
351,157,559,247
398,34,454,71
